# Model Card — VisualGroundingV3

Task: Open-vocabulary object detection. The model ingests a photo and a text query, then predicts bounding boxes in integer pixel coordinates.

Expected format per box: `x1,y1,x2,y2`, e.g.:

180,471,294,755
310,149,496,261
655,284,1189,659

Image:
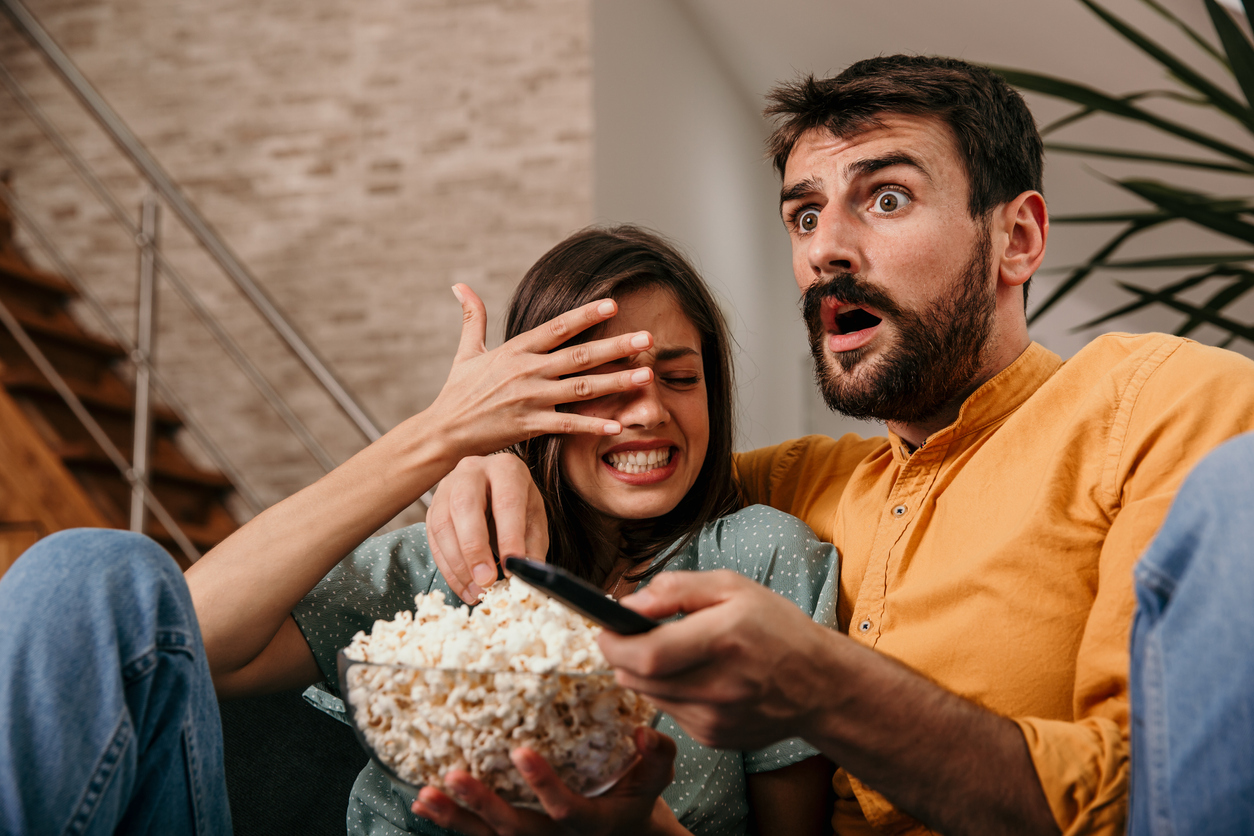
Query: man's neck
887,335,1031,449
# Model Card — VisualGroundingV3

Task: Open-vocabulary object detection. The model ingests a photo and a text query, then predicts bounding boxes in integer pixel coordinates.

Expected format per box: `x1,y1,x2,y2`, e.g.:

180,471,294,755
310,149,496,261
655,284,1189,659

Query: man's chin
829,344,874,374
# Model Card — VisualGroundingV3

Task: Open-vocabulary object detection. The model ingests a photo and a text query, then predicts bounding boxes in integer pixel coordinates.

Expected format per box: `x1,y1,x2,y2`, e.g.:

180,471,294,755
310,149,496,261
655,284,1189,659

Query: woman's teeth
606,448,671,474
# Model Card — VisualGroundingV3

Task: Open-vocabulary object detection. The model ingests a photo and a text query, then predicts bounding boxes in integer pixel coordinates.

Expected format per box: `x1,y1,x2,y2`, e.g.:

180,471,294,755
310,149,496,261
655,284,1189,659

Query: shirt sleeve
700,505,841,773
1016,341,1254,836
290,522,455,691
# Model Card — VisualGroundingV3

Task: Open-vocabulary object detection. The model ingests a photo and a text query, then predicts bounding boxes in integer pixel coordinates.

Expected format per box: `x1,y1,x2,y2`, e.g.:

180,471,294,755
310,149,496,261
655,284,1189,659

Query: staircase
0,192,237,577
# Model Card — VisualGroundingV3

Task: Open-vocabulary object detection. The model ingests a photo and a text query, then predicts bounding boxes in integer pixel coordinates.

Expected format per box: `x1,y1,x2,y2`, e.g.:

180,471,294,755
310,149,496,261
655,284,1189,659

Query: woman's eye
871,190,910,214
665,376,701,387
796,208,820,233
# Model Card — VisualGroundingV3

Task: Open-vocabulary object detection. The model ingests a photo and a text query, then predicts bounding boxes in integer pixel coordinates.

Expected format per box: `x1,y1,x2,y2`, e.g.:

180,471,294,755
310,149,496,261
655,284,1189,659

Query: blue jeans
0,529,231,836
1129,432,1254,835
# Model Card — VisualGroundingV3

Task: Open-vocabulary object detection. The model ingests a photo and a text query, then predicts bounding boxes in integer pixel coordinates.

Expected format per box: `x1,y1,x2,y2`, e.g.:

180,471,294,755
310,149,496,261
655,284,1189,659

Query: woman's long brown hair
506,225,741,586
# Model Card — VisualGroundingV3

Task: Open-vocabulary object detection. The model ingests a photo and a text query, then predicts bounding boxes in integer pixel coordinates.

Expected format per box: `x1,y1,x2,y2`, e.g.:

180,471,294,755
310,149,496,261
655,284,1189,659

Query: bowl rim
336,646,616,677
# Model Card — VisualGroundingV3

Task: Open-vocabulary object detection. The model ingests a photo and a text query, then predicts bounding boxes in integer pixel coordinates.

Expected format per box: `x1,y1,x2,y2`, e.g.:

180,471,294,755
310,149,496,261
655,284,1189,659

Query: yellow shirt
735,334,1254,836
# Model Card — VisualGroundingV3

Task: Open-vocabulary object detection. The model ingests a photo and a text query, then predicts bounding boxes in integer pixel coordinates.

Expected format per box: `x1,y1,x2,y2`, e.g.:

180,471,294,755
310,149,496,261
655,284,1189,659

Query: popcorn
342,578,656,803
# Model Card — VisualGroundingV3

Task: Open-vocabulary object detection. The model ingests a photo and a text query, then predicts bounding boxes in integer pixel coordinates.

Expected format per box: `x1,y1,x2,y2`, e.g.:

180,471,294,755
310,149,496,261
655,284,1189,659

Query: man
425,56,1254,834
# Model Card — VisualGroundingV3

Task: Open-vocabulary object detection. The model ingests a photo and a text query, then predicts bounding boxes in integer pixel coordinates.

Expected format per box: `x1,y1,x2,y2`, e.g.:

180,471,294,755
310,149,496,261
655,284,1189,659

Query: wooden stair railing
0,194,238,577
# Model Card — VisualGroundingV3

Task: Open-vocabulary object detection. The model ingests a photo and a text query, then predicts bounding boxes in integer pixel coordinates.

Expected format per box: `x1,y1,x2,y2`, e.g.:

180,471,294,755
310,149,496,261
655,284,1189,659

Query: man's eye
796,208,820,232
871,190,910,214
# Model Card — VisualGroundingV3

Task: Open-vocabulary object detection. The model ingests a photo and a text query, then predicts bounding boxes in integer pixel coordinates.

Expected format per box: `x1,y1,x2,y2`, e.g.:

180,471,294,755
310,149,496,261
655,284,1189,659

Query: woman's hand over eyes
423,284,655,458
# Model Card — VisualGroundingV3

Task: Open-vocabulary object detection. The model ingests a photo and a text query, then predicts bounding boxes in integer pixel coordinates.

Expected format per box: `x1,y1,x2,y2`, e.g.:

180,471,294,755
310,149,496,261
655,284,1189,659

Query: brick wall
0,0,593,517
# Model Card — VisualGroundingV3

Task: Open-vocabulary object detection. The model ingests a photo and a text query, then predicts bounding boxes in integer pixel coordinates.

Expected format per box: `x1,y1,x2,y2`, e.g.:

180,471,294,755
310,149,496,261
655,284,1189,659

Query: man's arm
600,571,1059,836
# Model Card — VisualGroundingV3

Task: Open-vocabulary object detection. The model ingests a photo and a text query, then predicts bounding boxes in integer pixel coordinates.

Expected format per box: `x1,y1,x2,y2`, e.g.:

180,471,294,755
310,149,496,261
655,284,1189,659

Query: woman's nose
619,381,669,429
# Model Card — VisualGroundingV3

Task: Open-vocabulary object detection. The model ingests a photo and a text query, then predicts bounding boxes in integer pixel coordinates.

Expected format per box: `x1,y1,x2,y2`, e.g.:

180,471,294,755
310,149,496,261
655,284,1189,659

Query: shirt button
858,619,871,632
892,504,907,517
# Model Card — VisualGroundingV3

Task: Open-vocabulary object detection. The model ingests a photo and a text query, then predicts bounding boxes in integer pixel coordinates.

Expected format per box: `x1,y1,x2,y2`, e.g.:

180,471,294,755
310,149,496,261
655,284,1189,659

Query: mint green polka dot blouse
292,504,839,836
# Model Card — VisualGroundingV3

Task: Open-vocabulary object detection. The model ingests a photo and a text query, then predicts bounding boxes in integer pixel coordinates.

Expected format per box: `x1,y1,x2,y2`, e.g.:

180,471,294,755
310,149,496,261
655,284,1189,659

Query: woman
188,225,838,835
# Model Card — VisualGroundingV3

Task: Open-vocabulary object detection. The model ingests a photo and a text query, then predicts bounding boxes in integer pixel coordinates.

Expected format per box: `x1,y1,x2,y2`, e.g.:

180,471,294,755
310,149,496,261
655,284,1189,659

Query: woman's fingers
440,770,548,835
627,726,679,797
510,748,581,821
451,284,490,361
412,786,499,836
511,297,620,354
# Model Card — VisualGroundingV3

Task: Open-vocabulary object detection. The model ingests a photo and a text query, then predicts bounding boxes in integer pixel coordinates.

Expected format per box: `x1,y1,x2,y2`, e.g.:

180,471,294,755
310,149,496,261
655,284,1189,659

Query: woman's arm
186,286,657,697
748,755,835,836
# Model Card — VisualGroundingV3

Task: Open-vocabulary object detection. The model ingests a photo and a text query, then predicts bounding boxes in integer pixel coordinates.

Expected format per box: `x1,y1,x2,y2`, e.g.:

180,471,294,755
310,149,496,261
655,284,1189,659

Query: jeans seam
63,712,131,836
1143,628,1175,836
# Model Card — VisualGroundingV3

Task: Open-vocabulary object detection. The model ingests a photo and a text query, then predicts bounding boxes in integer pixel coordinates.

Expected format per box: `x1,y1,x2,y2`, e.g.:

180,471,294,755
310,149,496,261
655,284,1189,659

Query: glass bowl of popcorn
335,578,656,805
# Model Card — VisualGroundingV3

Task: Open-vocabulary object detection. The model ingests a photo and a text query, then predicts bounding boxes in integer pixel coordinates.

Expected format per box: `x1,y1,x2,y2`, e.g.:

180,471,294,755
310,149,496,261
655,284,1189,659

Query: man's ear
996,191,1048,288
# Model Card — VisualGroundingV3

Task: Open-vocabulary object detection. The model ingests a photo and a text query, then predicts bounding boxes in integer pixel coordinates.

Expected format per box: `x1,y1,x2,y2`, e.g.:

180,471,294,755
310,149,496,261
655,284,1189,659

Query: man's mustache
801,273,905,327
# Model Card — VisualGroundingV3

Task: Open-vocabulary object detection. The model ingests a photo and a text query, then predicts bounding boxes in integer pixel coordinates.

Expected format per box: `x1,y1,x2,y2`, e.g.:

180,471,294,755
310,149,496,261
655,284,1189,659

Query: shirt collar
888,342,1062,461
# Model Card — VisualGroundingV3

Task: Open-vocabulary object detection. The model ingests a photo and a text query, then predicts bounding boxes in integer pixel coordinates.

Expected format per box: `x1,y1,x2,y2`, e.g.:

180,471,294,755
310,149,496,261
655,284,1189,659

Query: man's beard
802,227,996,424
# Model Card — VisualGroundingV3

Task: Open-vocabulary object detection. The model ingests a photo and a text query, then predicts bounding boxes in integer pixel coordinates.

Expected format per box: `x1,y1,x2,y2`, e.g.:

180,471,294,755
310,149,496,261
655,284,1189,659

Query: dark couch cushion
220,689,368,835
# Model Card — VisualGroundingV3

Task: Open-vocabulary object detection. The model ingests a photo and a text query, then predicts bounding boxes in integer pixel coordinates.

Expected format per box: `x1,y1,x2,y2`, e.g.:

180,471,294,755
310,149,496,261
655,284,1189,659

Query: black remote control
503,556,660,635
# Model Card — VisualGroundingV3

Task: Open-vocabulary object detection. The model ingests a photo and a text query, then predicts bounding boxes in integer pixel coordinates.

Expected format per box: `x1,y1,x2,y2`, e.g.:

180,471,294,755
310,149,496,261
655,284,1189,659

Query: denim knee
16,527,178,581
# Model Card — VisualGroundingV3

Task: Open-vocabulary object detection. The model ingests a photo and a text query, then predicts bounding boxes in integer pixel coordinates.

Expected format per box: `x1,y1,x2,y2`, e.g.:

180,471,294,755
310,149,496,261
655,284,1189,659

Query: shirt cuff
1015,716,1130,835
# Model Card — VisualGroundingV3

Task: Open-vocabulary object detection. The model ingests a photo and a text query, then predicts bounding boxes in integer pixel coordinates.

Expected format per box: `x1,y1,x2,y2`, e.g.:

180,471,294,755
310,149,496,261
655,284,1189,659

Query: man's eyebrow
846,152,933,184
779,177,823,208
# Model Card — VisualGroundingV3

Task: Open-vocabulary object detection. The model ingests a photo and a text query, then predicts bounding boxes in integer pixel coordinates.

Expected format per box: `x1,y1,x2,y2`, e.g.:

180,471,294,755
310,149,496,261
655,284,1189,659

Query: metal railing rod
0,78,338,474
129,194,158,532
0,181,266,514
0,0,383,444
0,296,200,563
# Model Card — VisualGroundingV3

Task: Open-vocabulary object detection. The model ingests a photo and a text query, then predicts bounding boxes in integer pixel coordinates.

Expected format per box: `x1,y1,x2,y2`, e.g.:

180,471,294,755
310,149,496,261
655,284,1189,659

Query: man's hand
601,571,1061,836
427,453,550,603
598,570,833,749
411,726,686,836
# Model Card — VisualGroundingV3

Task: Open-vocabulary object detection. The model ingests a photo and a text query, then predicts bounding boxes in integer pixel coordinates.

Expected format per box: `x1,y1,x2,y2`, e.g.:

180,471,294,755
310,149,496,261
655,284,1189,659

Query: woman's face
559,286,710,525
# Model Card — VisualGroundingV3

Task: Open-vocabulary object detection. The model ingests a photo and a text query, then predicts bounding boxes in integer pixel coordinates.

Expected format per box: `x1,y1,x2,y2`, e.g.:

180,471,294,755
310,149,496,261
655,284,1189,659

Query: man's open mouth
833,303,882,334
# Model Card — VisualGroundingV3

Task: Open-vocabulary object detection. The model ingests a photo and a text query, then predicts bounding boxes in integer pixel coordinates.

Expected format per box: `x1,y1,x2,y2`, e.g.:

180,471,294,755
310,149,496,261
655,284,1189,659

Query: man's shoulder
1071,332,1254,377
736,433,888,478
735,433,889,514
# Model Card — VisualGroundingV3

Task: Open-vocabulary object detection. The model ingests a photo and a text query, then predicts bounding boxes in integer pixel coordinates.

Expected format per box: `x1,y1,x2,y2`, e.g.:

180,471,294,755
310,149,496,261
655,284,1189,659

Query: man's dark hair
765,55,1044,219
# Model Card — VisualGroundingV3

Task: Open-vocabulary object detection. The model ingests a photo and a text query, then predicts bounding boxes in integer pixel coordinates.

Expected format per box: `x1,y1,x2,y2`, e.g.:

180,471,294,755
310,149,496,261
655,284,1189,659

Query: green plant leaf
1051,210,1176,223
1139,0,1230,69
1117,280,1254,341
1063,252,1254,269
1176,271,1254,337
1029,218,1165,323
1076,0,1254,130
993,67,1254,166
1205,0,1254,109
1040,90,1208,135
1074,268,1223,329
1045,141,1254,173
1118,179,1254,243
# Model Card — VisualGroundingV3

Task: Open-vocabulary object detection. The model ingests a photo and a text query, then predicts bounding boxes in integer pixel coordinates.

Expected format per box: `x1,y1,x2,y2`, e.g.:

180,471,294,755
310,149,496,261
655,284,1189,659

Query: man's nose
800,208,861,289
621,381,669,429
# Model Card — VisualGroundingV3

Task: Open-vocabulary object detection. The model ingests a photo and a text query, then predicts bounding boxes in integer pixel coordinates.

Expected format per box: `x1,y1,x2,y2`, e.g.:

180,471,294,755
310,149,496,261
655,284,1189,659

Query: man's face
780,116,998,424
